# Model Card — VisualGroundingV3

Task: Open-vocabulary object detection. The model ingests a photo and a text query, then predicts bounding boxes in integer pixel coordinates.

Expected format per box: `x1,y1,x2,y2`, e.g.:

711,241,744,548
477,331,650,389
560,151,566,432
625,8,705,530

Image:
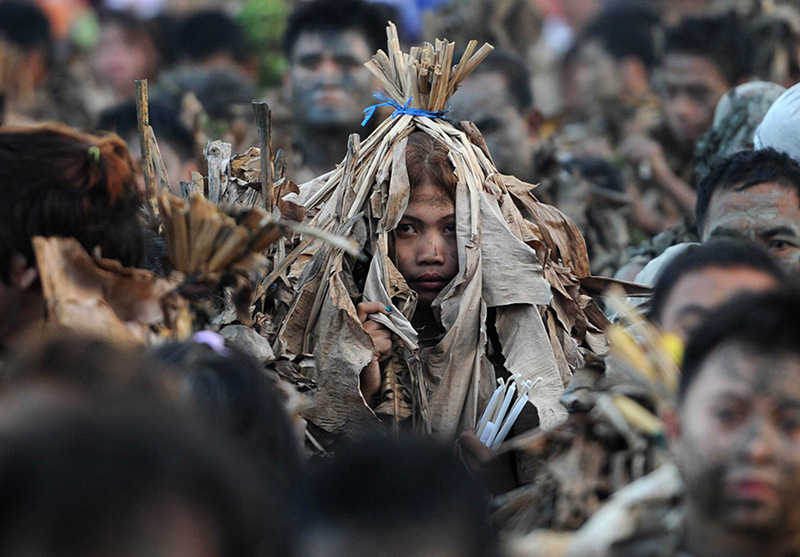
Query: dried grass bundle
158,191,358,276
271,24,609,440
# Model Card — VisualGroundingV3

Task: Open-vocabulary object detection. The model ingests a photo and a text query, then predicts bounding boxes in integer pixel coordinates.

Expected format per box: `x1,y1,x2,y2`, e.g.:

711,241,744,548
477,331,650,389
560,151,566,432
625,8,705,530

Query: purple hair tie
193,330,227,354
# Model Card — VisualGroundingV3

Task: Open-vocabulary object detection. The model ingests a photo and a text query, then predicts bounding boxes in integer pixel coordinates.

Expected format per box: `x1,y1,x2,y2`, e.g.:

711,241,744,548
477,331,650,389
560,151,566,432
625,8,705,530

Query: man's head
297,434,497,557
90,9,165,99
175,10,252,73
661,15,752,147
693,81,786,178
0,1,52,92
282,0,388,133
562,4,660,114
666,289,800,546
696,148,800,275
447,49,539,178
649,239,787,341
0,401,271,557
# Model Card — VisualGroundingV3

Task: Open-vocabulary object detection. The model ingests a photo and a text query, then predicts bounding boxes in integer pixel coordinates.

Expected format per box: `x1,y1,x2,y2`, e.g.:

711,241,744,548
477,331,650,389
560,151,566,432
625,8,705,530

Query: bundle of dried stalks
270,23,611,441
158,191,358,277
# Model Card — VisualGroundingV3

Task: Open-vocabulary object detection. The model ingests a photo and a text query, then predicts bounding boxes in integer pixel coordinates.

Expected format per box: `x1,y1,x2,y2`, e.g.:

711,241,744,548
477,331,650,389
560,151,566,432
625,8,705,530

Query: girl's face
394,182,458,305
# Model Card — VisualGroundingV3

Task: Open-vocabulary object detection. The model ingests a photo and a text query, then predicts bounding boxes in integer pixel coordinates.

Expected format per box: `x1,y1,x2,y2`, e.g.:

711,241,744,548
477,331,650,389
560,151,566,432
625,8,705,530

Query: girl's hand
357,302,393,402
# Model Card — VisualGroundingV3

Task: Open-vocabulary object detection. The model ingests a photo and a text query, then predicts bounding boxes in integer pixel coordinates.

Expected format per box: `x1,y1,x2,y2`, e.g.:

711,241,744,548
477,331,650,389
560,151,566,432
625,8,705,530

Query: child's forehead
408,182,454,208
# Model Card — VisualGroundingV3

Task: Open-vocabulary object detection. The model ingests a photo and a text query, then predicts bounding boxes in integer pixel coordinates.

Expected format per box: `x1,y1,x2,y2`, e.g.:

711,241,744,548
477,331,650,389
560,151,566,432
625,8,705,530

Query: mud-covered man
568,288,800,556
282,0,391,183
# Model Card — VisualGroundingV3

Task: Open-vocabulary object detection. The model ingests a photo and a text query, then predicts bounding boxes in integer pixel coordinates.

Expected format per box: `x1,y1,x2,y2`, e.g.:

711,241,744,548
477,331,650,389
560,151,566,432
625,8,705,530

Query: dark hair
0,124,145,284
97,98,196,161
405,131,458,200
695,147,800,235
149,337,302,502
680,288,800,401
664,13,752,86
748,10,800,85
282,0,391,59
467,48,533,111
0,1,52,53
0,401,270,556
176,10,249,65
1,328,169,402
649,239,787,324
582,5,661,71
298,434,498,557
181,69,256,121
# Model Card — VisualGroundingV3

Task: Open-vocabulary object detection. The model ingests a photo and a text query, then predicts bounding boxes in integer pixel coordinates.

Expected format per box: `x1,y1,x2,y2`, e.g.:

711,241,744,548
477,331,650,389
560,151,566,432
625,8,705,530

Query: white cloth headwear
753,81,800,161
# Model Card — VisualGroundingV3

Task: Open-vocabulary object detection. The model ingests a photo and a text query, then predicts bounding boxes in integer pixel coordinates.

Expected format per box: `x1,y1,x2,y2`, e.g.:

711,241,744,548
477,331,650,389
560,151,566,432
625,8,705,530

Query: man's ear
619,56,650,97
526,108,542,145
10,253,38,290
661,404,682,459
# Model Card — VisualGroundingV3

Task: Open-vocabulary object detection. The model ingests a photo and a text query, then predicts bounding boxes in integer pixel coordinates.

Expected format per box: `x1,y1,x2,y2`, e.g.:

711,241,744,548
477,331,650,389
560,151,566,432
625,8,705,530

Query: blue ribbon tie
361,92,446,127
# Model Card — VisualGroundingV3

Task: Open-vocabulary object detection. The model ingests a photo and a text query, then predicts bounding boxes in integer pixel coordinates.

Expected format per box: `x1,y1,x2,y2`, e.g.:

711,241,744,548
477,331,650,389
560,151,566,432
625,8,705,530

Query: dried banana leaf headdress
274,24,607,439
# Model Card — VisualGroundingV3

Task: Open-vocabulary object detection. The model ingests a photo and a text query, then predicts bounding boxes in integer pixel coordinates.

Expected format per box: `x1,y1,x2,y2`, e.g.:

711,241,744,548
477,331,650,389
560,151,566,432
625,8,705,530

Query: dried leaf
33,236,182,344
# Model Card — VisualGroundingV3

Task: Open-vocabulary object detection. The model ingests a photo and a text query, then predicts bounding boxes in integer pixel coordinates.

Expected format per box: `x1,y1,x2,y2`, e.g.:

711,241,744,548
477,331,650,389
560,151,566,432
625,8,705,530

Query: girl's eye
444,223,456,234
397,223,415,234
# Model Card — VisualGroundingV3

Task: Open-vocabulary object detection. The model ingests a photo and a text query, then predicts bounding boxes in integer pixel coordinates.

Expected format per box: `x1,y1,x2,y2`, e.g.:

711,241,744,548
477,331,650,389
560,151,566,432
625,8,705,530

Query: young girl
358,132,458,402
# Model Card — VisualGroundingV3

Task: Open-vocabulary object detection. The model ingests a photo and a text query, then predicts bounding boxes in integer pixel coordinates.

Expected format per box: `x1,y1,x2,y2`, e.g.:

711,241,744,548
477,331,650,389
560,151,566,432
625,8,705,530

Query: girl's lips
415,280,447,291
413,274,449,291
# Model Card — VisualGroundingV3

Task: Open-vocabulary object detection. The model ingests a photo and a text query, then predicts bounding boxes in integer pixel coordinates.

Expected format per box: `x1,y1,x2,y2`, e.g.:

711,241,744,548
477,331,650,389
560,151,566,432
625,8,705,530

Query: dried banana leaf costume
274,27,607,440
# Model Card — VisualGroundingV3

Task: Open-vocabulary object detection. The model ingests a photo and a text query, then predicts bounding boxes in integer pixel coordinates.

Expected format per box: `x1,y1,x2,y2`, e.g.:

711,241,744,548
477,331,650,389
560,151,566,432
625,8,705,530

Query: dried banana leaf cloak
273,29,605,439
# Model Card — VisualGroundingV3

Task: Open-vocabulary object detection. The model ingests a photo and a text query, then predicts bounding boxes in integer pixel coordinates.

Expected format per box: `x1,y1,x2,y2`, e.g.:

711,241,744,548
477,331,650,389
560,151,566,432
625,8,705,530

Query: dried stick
204,140,231,205
135,80,159,221
252,102,274,213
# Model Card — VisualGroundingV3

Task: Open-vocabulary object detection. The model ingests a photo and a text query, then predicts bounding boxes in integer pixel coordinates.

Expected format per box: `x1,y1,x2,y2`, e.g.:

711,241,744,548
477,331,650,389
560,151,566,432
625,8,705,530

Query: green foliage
237,0,290,89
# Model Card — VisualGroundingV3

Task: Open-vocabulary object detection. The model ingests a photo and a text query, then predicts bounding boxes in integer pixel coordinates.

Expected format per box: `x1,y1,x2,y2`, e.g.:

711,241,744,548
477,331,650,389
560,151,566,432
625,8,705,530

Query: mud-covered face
658,266,781,342
662,53,730,146
393,183,458,306
447,72,537,178
561,40,624,116
703,182,800,276
673,343,800,539
287,30,375,130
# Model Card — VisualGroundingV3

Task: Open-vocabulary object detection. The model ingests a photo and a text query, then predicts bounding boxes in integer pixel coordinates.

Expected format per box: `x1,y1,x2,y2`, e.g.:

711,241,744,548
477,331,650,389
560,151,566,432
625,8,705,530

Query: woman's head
148,334,302,500
0,123,145,285
393,132,459,306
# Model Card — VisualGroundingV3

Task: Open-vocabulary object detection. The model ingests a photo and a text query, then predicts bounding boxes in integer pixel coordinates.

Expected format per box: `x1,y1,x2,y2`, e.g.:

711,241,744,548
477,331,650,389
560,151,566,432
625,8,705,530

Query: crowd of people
4,0,800,555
